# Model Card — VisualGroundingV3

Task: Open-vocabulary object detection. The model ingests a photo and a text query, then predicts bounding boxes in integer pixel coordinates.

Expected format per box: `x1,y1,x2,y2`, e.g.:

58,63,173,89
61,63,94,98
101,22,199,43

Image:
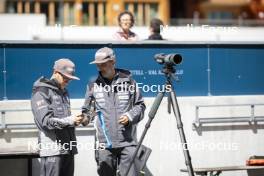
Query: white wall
1,95,264,176
0,14,46,40
1,14,264,42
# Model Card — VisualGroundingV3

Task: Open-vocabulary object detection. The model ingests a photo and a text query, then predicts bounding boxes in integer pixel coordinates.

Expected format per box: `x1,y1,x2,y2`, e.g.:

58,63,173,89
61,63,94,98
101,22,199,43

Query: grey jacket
31,77,78,157
82,69,146,148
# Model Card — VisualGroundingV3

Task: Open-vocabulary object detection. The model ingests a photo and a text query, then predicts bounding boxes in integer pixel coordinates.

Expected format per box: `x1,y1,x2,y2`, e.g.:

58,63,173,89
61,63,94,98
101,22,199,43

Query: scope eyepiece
154,53,182,65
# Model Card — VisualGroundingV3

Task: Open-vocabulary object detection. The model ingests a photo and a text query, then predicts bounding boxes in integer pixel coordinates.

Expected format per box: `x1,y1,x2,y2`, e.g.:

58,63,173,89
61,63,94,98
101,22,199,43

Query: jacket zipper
112,81,119,147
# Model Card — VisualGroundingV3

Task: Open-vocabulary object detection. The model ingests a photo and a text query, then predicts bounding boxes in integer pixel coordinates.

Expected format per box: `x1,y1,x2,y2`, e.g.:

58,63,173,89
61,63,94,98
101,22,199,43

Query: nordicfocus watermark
93,82,172,93
160,24,238,33
160,141,239,152
27,140,106,151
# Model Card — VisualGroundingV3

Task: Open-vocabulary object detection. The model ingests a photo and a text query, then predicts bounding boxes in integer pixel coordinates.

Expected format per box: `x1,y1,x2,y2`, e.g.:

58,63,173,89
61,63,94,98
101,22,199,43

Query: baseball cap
53,58,80,80
90,47,115,64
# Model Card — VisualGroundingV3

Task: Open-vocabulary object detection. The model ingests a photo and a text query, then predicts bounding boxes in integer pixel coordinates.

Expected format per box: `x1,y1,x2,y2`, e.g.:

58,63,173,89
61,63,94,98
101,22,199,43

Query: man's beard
101,69,114,79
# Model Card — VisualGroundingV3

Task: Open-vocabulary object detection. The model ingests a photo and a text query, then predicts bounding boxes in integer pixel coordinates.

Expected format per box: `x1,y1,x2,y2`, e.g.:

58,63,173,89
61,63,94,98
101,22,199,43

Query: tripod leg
169,90,195,176
124,91,165,176
167,93,172,114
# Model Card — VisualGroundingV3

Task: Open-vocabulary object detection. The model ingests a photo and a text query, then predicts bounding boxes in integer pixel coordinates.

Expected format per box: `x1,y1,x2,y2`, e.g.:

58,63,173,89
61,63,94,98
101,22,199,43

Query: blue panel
2,43,264,100
0,47,4,99
210,47,264,95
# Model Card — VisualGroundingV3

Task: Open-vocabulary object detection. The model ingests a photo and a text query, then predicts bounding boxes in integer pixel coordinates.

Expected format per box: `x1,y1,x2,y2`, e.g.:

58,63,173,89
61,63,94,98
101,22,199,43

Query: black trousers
97,146,139,176
40,155,74,176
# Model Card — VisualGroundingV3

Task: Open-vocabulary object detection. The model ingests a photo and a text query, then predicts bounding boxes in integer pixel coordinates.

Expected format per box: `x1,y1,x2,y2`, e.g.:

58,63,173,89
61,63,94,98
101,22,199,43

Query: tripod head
154,53,182,78
154,53,182,65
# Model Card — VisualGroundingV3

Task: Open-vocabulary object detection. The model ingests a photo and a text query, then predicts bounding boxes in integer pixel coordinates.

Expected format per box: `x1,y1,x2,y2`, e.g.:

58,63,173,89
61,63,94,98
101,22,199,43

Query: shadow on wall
0,130,38,142
0,128,95,142
194,124,264,136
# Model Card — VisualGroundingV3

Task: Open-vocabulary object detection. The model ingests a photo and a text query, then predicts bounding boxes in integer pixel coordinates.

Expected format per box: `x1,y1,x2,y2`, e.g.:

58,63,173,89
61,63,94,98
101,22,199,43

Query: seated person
147,18,164,40
113,11,139,41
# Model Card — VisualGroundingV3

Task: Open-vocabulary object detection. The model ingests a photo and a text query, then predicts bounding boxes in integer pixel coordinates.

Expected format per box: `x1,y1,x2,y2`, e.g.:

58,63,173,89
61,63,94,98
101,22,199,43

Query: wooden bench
0,148,39,176
180,165,264,176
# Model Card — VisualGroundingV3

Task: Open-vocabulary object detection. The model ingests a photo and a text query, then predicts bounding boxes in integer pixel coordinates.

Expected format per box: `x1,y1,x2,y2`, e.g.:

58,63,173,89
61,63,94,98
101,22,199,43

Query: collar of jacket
97,68,131,85
117,28,136,39
42,77,67,94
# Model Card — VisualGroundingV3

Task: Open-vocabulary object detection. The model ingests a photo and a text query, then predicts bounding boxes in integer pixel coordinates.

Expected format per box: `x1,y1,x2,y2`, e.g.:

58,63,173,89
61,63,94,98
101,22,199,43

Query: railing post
193,106,200,129
250,105,255,122
1,111,6,129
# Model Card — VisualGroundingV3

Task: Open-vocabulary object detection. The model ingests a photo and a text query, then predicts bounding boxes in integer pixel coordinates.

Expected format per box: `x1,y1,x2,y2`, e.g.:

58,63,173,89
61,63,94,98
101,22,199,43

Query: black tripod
124,64,195,176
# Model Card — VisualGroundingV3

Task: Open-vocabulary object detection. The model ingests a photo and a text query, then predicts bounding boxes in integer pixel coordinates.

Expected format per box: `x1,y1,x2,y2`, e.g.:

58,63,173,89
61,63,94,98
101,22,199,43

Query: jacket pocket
54,107,64,116
118,123,133,142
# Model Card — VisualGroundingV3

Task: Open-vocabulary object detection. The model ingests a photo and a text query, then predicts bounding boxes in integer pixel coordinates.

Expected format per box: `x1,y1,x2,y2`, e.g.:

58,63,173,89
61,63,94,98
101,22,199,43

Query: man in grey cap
31,58,83,176
82,47,146,176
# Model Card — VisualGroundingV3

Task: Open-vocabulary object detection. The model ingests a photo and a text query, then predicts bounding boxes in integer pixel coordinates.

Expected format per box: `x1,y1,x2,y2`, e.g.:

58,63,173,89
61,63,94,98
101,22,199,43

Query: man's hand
81,114,90,126
118,115,129,126
74,114,84,126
